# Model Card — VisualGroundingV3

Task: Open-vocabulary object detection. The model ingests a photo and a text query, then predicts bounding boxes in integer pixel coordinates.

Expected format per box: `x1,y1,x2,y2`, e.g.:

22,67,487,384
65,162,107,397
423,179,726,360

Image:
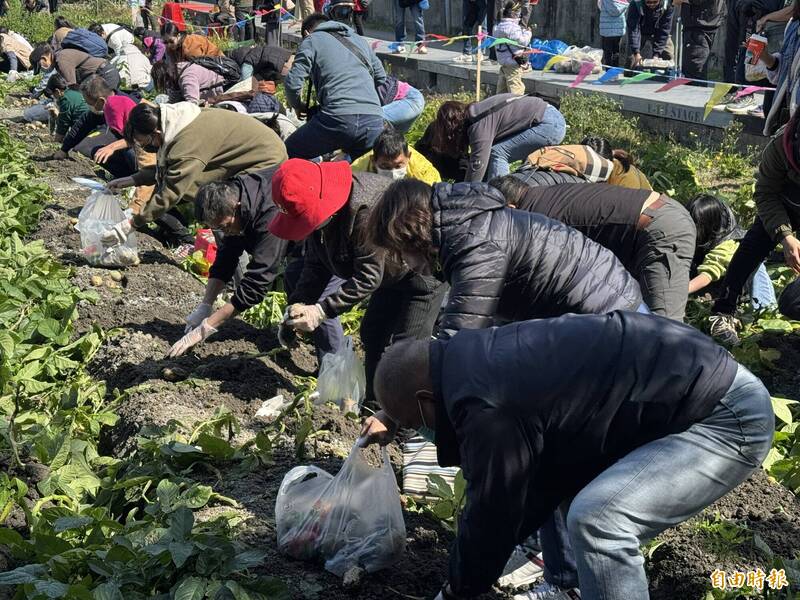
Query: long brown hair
366,179,435,262
430,101,470,157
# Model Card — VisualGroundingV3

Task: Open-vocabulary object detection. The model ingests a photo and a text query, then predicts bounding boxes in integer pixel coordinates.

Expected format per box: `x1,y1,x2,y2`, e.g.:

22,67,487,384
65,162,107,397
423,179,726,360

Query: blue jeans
567,365,773,600
381,86,425,133
394,0,425,42
285,112,384,161
484,104,567,181
283,256,345,363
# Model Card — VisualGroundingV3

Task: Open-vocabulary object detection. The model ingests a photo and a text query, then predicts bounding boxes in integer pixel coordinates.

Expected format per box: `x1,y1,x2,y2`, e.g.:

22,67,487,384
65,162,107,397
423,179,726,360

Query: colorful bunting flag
592,67,623,84
371,40,380,50
619,71,658,85
655,77,691,92
570,61,595,88
488,37,518,49
542,55,569,72
735,85,766,99
704,83,734,119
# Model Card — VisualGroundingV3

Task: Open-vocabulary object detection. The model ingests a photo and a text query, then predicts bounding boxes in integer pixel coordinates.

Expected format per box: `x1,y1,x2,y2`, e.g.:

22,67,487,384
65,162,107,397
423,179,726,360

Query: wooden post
475,25,482,102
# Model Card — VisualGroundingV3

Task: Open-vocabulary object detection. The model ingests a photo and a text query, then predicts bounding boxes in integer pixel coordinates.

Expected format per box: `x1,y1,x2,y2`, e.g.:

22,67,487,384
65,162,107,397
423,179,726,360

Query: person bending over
351,128,441,184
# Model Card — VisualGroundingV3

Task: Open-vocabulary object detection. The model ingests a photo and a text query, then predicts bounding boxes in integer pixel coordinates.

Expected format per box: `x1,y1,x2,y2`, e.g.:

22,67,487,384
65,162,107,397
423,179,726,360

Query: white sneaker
498,546,545,589
514,581,581,600
452,54,474,64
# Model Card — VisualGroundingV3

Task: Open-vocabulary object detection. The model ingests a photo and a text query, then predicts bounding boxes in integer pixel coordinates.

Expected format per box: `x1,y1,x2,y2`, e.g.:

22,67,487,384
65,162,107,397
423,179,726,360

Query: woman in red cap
269,158,448,406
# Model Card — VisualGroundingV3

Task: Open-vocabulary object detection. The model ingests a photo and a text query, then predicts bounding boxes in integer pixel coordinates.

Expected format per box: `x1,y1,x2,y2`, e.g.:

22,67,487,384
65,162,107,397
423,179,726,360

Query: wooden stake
475,25,482,102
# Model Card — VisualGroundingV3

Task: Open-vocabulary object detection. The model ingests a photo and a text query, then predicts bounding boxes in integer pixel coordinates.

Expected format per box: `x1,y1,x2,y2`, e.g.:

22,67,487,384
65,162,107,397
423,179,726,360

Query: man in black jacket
491,177,697,320
627,0,675,67
268,159,447,405
167,167,289,357
363,312,774,600
674,0,725,82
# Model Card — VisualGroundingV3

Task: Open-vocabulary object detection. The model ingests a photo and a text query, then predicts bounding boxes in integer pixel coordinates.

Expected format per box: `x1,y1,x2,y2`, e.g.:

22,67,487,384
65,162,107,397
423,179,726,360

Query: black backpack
184,55,241,88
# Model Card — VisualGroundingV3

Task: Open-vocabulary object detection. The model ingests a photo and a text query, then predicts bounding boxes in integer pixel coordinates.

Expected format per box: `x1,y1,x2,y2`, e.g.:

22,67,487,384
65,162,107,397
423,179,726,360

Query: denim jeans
394,0,425,42
285,112,384,161
484,104,566,181
461,0,488,55
24,100,51,123
539,501,579,589
382,86,425,133
567,365,773,600
283,256,345,363
240,62,254,81
713,217,797,314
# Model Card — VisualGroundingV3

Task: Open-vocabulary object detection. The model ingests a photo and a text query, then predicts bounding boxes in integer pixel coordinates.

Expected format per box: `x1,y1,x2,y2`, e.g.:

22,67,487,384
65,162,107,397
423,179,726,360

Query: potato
89,275,103,287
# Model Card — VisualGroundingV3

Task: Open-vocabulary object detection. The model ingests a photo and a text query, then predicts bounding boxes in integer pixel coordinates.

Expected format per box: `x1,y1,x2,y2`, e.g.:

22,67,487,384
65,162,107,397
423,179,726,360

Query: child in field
598,0,630,68
44,73,89,141
687,193,776,309
492,1,532,95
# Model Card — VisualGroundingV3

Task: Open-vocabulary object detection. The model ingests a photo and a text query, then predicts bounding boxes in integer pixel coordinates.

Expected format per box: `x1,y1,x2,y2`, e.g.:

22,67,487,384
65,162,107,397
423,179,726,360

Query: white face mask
376,166,408,180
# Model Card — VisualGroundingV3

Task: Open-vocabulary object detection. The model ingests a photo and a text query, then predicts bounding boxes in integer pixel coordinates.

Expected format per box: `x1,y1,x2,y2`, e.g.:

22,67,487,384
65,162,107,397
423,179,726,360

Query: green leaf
173,577,207,600
195,433,236,461
0,527,24,548
0,329,14,357
156,479,180,510
32,534,72,559
53,516,93,533
772,396,796,425
759,319,794,333
181,485,213,510
169,541,195,568
427,474,453,500
453,469,466,504
431,500,454,520
92,582,124,600
169,507,194,540
33,579,70,598
37,318,62,340
0,564,47,584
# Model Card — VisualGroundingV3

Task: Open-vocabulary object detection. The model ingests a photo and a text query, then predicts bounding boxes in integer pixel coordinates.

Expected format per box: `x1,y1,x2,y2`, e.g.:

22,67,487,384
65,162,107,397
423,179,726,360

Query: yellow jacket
608,159,652,190
351,149,442,185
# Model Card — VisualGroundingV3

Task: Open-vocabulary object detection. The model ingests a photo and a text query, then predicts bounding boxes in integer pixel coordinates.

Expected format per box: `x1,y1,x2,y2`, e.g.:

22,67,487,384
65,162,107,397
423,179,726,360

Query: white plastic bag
315,336,365,414
275,445,406,576
75,189,138,267
745,61,768,82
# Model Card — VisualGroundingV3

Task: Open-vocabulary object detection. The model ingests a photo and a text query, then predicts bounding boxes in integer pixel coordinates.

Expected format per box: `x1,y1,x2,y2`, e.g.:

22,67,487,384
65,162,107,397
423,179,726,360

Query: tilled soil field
7,105,800,600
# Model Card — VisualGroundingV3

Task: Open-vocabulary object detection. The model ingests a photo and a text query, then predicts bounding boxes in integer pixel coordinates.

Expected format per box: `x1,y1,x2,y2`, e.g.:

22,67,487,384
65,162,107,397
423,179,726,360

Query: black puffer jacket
227,44,292,80
290,172,407,317
680,0,724,29
207,166,289,312
432,182,643,337
511,168,586,187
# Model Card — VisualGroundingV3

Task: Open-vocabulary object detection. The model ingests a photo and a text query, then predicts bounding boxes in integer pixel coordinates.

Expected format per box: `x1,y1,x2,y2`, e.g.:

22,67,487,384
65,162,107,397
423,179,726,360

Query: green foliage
0,0,130,44
696,512,750,558
422,470,466,533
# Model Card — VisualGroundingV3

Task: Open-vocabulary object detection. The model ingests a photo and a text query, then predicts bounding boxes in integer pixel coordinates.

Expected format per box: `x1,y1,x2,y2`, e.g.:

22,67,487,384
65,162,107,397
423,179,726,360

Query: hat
269,159,353,241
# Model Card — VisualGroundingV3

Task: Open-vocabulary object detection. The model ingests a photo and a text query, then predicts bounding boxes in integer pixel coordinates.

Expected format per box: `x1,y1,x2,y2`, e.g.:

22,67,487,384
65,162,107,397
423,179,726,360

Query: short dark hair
45,72,67,95
53,15,73,29
80,74,113,102
373,129,409,161
581,135,634,173
488,174,529,206
124,102,160,144
366,178,435,262
195,181,239,224
430,101,470,157
87,22,104,36
30,43,53,69
301,12,329,37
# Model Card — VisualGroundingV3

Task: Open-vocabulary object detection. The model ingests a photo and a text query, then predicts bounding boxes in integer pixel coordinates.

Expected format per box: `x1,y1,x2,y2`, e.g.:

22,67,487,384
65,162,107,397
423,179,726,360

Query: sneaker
749,104,765,118
498,546,545,589
708,313,741,346
452,54,474,64
714,91,737,108
392,46,405,54
725,94,758,114
514,581,581,600
416,44,428,54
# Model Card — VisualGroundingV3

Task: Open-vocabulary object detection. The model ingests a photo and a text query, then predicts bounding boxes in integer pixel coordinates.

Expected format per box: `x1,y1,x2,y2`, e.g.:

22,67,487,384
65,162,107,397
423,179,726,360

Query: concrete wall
365,0,727,75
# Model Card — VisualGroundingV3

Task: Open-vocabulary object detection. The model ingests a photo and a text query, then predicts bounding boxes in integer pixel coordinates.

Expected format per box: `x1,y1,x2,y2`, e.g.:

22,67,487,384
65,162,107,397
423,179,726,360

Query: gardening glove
101,218,133,247
185,302,213,333
167,318,217,358
6,70,18,83
285,303,325,333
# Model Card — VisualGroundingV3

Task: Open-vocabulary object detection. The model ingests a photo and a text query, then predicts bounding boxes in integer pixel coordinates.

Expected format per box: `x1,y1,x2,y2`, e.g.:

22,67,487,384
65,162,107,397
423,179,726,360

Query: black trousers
235,7,255,42
682,27,718,83
360,273,448,406
712,216,796,314
602,36,622,67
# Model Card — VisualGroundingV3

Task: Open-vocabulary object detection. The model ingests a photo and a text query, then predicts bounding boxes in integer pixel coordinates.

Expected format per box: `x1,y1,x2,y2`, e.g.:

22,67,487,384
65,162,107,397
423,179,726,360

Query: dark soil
9,111,800,600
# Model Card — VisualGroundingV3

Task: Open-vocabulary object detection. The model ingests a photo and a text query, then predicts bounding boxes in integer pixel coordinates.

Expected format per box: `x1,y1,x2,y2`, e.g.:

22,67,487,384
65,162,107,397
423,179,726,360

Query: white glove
185,302,213,333
285,303,326,333
100,218,133,247
6,70,18,83
167,319,217,358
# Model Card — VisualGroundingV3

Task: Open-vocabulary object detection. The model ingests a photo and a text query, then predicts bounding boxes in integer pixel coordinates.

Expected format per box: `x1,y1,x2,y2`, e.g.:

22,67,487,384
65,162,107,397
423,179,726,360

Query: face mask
376,166,408,180
417,397,435,443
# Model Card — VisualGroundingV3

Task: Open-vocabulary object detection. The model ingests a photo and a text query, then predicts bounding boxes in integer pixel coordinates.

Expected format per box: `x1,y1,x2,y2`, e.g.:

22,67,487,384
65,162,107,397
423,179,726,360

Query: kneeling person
168,168,289,357
351,128,441,184
366,312,774,600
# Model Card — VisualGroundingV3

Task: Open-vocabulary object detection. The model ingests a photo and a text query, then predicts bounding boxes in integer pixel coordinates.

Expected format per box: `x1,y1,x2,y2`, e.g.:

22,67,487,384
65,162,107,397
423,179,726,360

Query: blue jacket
284,21,385,117
598,0,630,37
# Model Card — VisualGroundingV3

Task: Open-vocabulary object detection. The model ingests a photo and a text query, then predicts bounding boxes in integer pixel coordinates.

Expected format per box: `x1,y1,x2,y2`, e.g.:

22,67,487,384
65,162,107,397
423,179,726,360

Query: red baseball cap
269,159,353,241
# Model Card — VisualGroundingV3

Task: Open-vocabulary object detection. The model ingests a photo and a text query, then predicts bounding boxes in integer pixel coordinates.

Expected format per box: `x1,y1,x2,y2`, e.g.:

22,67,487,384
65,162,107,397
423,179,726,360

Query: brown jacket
179,34,223,59
754,131,800,242
55,49,105,87
0,33,31,70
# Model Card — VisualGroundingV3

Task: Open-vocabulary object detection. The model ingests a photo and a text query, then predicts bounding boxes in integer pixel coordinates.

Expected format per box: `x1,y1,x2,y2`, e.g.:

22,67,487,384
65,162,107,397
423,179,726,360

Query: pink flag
655,77,691,93
569,61,595,88
371,40,380,50
735,85,766,99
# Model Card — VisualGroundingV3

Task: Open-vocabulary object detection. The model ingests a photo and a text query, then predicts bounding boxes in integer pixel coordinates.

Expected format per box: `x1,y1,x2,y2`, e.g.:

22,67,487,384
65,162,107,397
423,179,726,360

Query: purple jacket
143,36,166,63
177,61,225,103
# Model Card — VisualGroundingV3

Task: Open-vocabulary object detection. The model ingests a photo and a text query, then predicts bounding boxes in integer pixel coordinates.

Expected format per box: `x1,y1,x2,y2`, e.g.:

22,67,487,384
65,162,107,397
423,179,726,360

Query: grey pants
633,197,697,321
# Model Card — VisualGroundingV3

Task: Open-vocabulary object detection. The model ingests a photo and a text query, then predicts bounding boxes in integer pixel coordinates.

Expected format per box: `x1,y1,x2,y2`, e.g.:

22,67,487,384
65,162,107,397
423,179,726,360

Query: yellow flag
704,83,734,120
542,55,569,72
